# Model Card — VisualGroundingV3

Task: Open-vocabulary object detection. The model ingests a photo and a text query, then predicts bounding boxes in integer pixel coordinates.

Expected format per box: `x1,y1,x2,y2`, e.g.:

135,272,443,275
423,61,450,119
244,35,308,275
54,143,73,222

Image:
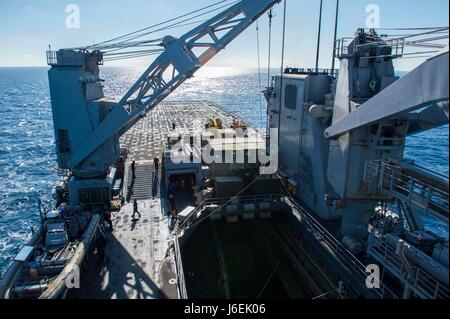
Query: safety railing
283,67,339,79
368,231,449,299
385,38,406,58
176,201,207,231
46,51,58,65
46,50,103,66
46,50,87,66
173,194,282,299
334,37,405,60
281,196,398,299
178,194,283,231
365,160,449,222
204,194,281,206
270,215,348,299
175,193,398,298
334,38,354,59
173,231,188,299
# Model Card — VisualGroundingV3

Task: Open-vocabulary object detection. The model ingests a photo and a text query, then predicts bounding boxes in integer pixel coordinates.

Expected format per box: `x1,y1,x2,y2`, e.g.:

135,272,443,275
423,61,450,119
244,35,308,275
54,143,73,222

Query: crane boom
65,0,280,169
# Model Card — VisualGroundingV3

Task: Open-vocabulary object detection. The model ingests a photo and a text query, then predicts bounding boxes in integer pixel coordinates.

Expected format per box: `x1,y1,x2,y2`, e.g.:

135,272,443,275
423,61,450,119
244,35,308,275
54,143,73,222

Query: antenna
331,0,340,75
315,0,323,72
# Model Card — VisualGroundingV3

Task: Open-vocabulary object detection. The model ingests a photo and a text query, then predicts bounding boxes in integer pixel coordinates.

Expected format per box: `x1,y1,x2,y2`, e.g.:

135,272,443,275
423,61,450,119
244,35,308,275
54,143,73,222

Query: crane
46,0,280,205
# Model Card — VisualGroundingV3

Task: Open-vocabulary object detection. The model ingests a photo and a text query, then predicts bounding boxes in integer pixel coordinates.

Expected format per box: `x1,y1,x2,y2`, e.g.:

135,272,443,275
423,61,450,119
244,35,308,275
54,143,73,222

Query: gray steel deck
68,101,246,299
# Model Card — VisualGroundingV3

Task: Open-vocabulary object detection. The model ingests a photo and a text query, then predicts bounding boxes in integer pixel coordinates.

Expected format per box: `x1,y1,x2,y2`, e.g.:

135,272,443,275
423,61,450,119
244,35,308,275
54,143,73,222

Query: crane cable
101,19,211,54
256,246,288,299
99,0,241,62
265,9,273,138
178,174,263,230
267,10,273,89
374,26,449,31
256,21,264,133
99,1,240,51
312,288,339,299
348,26,449,62
102,18,221,61
177,5,286,231
277,0,287,148
79,0,242,63
85,0,236,50
356,27,449,50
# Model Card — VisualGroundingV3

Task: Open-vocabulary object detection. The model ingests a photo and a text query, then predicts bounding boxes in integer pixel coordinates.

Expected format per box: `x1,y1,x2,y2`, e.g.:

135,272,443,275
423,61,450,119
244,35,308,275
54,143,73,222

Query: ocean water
0,66,448,274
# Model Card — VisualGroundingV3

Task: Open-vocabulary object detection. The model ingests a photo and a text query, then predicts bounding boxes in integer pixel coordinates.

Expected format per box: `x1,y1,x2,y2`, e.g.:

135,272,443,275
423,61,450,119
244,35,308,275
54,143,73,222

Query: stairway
125,163,161,201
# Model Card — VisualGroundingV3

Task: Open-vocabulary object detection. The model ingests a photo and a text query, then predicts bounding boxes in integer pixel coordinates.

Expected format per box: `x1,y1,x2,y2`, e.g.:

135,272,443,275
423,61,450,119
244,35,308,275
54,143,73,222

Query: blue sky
0,0,448,70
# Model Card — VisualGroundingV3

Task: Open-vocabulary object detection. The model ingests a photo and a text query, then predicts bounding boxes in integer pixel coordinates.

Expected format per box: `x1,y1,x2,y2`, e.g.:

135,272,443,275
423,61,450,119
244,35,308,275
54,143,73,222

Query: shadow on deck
66,234,167,299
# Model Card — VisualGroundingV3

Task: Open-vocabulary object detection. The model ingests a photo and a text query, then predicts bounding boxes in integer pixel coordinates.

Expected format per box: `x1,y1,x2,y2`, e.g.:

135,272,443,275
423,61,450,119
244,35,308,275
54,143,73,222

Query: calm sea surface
0,66,448,273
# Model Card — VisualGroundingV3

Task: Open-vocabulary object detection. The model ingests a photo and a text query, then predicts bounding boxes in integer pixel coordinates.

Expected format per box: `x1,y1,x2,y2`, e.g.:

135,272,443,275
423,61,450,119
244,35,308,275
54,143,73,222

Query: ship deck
67,101,255,299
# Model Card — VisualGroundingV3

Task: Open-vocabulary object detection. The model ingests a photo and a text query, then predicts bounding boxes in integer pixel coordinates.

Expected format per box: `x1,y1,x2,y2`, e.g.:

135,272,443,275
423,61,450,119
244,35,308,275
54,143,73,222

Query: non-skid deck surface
120,101,257,162
68,101,246,299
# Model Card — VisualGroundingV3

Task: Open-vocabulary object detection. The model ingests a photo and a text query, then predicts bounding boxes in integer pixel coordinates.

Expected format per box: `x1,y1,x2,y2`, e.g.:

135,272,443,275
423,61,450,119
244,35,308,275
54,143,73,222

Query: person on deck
132,199,141,221
170,182,177,194
154,157,160,173
96,231,107,263
131,161,136,180
102,203,113,231
104,210,113,231
169,193,177,220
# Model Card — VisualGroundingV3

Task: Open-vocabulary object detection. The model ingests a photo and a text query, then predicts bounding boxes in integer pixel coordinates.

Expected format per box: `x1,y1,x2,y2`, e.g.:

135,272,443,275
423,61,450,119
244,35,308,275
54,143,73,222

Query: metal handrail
177,199,209,231
283,67,339,78
174,194,282,298
204,194,281,205
178,194,282,230
334,37,353,59
176,193,398,298
365,160,449,221
368,232,449,299
173,230,188,299
335,36,405,60
46,51,58,65
282,197,397,299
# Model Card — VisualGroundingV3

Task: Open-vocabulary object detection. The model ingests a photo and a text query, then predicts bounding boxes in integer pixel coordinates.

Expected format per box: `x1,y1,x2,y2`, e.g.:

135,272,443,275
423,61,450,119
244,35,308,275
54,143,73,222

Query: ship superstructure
266,28,449,298
1,0,449,299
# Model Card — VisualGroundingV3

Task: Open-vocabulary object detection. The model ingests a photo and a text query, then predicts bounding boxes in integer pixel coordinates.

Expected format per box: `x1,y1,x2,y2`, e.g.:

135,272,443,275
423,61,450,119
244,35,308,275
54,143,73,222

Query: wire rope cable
85,0,236,50
256,21,264,133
